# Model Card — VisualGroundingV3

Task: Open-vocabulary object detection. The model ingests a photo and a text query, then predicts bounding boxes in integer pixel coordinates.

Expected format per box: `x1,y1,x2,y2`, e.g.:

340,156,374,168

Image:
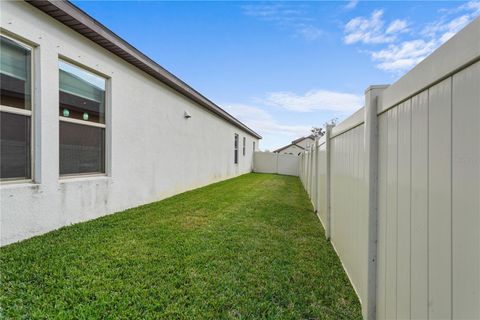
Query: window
234,134,238,164
0,35,33,181
242,137,246,156
59,60,106,176
253,141,255,152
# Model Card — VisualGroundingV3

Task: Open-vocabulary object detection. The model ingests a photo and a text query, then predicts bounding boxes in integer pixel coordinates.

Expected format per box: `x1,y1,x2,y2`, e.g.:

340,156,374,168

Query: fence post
305,149,308,193
310,146,314,198
325,125,333,240
308,148,312,197
301,153,304,185
275,152,279,175
364,85,388,320
313,138,319,212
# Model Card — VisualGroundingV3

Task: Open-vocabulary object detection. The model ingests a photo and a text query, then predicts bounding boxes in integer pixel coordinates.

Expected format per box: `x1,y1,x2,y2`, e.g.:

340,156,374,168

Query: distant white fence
300,18,479,320
254,152,299,176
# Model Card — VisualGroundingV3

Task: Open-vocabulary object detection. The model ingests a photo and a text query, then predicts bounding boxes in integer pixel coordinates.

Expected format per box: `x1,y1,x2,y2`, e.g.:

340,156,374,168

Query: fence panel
330,123,369,314
253,152,299,176
410,90,429,320
429,77,453,318
316,140,327,228
277,153,299,176
253,152,277,173
377,112,388,320
452,61,479,319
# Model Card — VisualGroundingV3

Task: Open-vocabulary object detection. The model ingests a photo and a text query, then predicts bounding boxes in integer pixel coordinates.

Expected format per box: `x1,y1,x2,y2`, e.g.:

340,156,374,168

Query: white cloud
223,88,363,149
242,4,323,41
423,14,472,38
386,19,409,34
345,2,480,73
443,0,480,16
224,104,271,121
371,39,437,72
262,89,363,113
223,104,311,138
461,0,480,15
344,10,397,44
345,0,359,10
297,24,324,41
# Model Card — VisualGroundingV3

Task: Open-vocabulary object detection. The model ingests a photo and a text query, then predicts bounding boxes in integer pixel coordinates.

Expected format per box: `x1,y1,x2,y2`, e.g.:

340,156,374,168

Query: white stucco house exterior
274,136,314,155
0,0,261,245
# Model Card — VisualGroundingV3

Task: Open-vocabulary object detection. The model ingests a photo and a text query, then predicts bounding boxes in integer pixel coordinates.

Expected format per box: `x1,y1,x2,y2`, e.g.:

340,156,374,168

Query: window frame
0,33,35,184
58,57,109,179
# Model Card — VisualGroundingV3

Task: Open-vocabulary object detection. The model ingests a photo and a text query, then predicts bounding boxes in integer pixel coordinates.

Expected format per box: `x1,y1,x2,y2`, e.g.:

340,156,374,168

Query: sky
72,0,480,151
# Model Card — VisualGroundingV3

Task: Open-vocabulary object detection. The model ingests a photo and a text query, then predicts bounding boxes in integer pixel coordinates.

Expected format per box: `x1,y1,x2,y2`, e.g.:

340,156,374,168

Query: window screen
0,112,31,179
59,121,105,175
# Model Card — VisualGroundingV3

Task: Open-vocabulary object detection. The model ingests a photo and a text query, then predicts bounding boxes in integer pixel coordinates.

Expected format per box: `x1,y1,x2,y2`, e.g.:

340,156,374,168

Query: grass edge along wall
299,18,480,320
0,1,260,246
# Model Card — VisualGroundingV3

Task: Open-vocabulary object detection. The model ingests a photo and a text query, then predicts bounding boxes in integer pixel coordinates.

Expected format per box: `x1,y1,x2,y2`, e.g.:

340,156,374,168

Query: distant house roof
26,0,261,139
273,143,305,153
291,135,315,144
274,135,315,153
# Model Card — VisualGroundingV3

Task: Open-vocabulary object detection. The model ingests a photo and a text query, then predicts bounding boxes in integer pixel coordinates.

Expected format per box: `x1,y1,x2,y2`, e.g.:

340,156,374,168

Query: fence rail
299,18,479,320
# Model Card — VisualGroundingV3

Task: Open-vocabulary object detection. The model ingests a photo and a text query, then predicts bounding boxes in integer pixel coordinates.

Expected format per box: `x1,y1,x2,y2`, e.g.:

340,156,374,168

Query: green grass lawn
0,173,362,319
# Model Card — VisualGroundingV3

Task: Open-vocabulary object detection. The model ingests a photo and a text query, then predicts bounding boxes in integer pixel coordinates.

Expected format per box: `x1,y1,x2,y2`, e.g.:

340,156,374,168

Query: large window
234,134,239,164
59,60,106,176
0,35,33,181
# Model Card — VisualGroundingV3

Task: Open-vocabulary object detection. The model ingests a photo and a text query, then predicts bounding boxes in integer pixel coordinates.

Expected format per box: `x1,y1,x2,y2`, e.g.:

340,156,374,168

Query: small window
59,60,107,176
0,35,33,181
234,134,239,164
242,137,246,156
253,141,255,152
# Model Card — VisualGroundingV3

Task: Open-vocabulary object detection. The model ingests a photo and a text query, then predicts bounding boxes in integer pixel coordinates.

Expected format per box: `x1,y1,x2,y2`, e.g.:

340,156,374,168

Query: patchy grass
0,173,362,319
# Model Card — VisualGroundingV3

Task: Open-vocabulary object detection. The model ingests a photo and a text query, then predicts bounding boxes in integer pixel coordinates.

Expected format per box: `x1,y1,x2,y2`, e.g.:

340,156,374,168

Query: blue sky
73,0,479,151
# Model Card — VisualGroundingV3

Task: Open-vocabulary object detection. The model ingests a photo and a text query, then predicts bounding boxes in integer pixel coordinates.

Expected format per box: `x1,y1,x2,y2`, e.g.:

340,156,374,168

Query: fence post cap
364,84,389,94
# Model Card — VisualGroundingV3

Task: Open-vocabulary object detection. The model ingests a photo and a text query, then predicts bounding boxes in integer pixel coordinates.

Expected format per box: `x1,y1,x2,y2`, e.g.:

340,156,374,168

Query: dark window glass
60,122,105,175
243,137,246,156
59,60,105,124
234,134,238,164
0,112,31,179
0,36,31,110
253,141,255,151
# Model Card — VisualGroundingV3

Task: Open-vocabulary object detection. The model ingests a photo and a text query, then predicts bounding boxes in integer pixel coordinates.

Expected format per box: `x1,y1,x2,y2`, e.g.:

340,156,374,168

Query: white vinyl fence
300,18,479,320
253,152,299,176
